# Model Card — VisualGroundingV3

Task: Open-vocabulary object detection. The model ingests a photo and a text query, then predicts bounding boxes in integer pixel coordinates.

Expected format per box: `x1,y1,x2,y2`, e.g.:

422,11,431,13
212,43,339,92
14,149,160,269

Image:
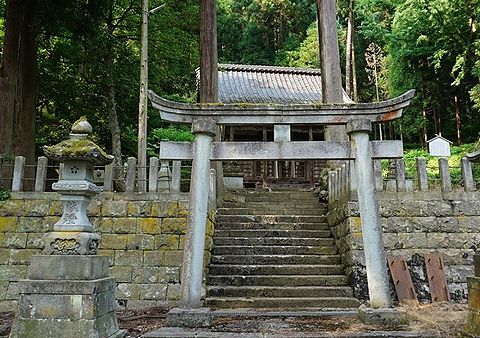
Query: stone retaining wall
0,192,214,311
328,191,480,302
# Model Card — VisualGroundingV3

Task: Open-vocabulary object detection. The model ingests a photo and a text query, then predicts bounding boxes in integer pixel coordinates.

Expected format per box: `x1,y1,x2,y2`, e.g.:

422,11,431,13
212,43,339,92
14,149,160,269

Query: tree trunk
454,95,462,145
0,0,38,167
351,19,358,102
316,0,348,144
137,0,149,193
199,0,219,103
345,0,354,98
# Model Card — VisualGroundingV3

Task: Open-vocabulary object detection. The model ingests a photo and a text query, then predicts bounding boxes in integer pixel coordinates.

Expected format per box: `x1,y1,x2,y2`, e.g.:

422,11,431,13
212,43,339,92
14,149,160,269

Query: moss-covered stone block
86,199,102,217
0,265,27,281
127,234,154,250
48,200,63,216
166,283,181,301
154,235,180,250
27,232,44,249
138,283,167,300
159,267,180,284
0,249,11,265
165,250,183,267
109,266,133,283
151,201,176,217
102,200,128,217
111,218,137,234
43,217,58,231
162,218,186,234
16,217,47,233
97,249,115,266
116,283,141,300
0,300,17,313
127,201,152,217
100,234,127,250
115,250,143,266
132,267,160,283
22,200,50,217
0,217,17,232
3,233,26,249
143,251,165,267
138,218,161,235
0,282,8,300
10,249,38,265
0,200,24,217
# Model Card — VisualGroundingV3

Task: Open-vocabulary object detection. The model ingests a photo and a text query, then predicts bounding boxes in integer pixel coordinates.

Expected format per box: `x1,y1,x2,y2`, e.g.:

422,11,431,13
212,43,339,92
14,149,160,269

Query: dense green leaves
1,0,479,156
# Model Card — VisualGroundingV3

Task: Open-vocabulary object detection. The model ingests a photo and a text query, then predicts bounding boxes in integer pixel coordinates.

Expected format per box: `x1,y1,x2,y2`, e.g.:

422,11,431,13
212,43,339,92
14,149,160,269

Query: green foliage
34,0,200,159
0,188,10,201
387,0,480,143
401,143,480,182
218,0,316,65
278,23,320,68
147,125,194,156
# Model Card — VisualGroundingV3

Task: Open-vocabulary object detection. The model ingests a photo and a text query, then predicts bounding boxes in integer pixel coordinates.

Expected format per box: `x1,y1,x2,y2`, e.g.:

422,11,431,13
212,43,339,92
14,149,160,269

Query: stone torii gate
149,89,415,312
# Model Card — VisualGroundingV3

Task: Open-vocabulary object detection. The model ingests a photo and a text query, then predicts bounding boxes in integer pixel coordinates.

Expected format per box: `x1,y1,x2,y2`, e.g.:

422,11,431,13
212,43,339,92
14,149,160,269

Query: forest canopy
0,0,479,163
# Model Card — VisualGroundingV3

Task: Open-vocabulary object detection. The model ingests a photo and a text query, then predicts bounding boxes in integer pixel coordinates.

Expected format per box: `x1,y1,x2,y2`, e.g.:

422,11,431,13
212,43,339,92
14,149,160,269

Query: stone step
219,202,326,210
217,207,325,216
206,296,360,309
212,246,338,256
213,230,332,238
215,222,330,231
245,195,319,202
207,275,349,287
215,215,327,224
213,237,335,247
208,264,344,276
206,285,354,298
211,255,342,265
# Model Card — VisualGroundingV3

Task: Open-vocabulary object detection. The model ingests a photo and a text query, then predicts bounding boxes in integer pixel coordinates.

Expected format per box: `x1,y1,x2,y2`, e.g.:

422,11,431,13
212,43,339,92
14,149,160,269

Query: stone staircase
206,189,360,309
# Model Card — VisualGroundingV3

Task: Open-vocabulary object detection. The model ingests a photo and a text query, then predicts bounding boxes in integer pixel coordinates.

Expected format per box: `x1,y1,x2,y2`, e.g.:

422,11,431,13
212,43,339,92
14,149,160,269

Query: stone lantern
42,116,114,254
10,118,125,338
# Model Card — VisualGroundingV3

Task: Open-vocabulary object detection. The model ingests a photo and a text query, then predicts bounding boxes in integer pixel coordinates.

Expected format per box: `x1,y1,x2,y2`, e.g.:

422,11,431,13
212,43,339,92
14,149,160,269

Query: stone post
466,255,480,334
11,156,25,192
34,156,48,192
10,117,125,338
171,160,182,193
180,119,216,309
347,118,392,308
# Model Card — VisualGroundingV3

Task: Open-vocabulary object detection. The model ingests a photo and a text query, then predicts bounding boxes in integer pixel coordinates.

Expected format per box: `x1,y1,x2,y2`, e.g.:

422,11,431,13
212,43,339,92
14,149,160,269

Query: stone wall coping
8,191,189,202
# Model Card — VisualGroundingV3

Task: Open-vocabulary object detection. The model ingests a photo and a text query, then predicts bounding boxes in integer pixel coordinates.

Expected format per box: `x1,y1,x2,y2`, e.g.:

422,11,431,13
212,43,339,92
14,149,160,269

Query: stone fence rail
0,156,190,194
329,157,479,204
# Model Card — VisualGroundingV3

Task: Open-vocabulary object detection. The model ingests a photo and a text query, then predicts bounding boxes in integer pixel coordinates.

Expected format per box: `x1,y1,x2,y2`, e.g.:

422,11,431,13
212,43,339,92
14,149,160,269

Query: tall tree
0,0,38,165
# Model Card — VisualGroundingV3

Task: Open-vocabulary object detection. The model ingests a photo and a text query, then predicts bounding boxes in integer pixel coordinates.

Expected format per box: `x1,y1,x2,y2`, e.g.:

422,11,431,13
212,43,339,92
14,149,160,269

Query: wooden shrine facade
201,64,355,186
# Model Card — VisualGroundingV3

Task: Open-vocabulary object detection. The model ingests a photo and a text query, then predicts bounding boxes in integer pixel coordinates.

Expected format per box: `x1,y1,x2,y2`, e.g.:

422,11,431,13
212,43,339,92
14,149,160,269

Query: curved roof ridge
219,63,322,76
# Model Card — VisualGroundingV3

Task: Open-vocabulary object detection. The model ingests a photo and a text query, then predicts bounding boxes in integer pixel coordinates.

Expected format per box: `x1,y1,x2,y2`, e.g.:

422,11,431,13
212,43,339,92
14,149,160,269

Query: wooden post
316,0,348,143
199,0,218,104
137,0,149,193
200,0,223,200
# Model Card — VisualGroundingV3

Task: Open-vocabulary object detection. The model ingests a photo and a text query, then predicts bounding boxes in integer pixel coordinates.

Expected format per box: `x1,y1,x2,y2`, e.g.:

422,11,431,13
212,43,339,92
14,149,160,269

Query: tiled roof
217,64,351,104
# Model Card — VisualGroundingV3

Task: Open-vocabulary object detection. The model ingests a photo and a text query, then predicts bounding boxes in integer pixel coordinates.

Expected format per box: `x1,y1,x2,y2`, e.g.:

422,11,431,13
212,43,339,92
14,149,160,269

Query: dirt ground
0,302,469,337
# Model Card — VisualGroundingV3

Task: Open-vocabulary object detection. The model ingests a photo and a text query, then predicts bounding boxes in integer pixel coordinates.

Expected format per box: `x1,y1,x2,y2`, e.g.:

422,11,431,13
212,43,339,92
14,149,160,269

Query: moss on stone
43,139,113,165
